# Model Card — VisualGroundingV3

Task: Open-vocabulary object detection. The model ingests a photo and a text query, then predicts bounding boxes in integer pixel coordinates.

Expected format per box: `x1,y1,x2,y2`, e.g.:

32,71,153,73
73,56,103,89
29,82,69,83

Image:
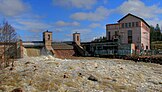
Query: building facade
106,13,150,50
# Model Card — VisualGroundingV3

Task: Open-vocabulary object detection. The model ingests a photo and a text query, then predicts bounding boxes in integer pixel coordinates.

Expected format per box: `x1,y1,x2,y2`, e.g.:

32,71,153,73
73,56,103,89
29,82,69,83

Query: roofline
43,31,52,33
106,23,119,26
118,13,150,28
73,32,80,34
43,30,52,33
22,41,43,43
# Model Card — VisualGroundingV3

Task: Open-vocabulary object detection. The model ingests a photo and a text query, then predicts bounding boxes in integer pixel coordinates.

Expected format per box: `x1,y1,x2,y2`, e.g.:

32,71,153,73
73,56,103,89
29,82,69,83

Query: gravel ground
0,56,162,92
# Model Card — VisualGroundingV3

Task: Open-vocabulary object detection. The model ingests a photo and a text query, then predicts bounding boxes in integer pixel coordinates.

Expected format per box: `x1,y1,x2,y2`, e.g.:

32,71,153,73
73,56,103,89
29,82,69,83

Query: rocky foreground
0,56,162,92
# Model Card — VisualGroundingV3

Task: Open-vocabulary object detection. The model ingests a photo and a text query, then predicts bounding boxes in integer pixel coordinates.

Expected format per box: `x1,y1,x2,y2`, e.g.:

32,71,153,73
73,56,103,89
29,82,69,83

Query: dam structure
22,31,85,58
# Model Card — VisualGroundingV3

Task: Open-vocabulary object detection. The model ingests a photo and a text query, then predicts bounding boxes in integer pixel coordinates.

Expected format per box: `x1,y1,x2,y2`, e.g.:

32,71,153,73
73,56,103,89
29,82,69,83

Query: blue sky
0,0,162,42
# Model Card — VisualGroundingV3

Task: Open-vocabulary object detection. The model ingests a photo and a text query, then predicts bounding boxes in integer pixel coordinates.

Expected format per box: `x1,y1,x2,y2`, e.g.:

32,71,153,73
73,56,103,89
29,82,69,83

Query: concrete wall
141,26,150,50
106,24,120,41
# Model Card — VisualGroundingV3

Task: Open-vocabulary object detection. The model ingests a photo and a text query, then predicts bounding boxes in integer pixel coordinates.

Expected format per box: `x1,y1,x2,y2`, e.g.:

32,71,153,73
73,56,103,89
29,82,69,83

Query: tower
73,32,80,45
43,30,52,50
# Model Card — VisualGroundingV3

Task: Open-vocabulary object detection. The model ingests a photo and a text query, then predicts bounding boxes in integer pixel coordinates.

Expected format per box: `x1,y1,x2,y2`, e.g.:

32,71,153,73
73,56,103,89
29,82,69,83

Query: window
125,23,128,28
132,22,134,27
115,31,118,38
107,32,111,40
128,30,132,36
48,34,50,40
122,23,124,28
136,22,138,27
146,46,148,50
77,35,79,41
129,22,131,27
115,31,118,36
128,30,132,43
128,37,132,43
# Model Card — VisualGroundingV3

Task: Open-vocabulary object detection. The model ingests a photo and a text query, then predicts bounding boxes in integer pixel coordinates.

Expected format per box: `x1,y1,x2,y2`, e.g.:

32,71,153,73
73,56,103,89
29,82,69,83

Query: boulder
11,88,23,92
88,75,98,82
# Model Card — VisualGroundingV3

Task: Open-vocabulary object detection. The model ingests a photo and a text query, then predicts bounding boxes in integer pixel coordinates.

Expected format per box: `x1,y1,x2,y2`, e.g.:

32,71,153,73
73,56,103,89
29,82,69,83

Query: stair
73,43,89,56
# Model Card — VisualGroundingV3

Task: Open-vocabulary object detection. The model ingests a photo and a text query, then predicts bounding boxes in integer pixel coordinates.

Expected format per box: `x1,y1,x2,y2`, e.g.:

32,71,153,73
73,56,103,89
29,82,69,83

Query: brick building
106,13,150,50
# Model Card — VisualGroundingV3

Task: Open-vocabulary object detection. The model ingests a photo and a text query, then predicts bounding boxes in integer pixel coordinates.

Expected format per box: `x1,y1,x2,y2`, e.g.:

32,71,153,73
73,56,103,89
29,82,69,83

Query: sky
0,0,162,42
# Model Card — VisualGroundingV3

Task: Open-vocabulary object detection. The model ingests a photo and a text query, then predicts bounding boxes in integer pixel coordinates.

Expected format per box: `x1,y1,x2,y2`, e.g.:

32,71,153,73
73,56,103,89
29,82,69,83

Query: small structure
43,30,55,55
73,32,80,46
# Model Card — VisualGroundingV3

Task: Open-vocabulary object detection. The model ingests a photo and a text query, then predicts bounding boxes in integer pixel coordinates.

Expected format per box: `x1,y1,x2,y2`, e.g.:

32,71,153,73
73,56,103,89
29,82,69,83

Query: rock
112,79,117,82
88,75,98,82
25,62,31,65
0,87,6,91
120,67,123,69
148,81,159,85
11,88,23,92
159,81,162,84
63,73,69,78
94,63,98,68
9,67,14,71
78,72,83,77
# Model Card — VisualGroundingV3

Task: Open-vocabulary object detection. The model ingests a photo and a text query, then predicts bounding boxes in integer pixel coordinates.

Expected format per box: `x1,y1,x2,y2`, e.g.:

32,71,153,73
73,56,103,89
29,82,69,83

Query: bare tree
0,21,18,68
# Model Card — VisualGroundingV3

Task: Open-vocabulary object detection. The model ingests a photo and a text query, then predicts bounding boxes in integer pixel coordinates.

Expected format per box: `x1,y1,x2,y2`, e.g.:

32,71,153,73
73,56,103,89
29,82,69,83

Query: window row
121,22,139,28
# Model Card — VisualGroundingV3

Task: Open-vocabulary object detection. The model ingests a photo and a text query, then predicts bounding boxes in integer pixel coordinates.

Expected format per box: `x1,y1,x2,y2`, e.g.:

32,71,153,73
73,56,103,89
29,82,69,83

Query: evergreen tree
155,24,161,40
150,26,155,42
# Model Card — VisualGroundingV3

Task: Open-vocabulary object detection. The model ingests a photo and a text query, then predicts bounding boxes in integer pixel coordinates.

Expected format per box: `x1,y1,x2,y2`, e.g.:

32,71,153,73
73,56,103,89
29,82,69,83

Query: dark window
107,32,110,40
136,22,138,27
122,23,124,28
97,46,102,50
128,30,132,43
114,39,118,42
48,34,50,40
129,22,131,27
128,30,132,36
146,46,148,50
125,23,128,28
128,37,132,43
132,22,134,27
103,46,109,49
115,31,118,36
77,35,79,41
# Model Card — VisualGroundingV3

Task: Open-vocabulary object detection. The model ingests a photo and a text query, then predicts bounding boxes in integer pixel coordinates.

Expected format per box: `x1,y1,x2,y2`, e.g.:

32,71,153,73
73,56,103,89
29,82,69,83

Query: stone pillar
20,40,23,58
73,32,80,45
43,30,55,55
43,30,52,50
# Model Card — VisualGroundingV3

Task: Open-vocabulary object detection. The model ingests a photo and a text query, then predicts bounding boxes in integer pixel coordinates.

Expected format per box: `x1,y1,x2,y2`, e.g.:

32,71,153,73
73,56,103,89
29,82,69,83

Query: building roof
52,42,73,50
43,30,52,33
118,13,150,28
106,23,119,26
73,32,80,34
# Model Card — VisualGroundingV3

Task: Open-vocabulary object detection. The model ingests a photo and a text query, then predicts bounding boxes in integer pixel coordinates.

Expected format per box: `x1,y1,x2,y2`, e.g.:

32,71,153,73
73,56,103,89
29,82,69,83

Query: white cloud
14,19,52,32
71,6,111,21
55,21,80,27
147,18,162,27
116,0,162,19
0,0,29,17
89,23,101,28
52,0,97,9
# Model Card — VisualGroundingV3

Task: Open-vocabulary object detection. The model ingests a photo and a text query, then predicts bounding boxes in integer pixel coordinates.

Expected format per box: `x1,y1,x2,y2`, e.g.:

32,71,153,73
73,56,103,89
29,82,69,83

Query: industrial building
106,13,150,50
81,13,150,57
